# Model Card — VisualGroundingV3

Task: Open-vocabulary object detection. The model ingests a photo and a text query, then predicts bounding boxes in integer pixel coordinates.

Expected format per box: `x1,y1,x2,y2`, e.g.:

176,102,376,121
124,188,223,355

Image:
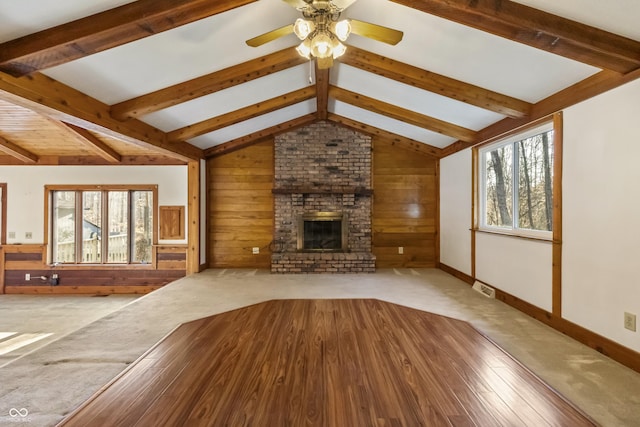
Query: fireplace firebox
297,212,347,252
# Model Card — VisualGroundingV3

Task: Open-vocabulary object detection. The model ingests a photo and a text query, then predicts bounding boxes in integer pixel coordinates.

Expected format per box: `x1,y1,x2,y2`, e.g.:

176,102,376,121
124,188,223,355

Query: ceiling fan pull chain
309,59,314,84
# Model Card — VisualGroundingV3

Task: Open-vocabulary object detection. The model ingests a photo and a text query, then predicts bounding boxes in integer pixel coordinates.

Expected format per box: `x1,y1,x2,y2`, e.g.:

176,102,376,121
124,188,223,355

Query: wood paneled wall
372,139,438,267
208,140,274,268
1,244,186,294
206,137,438,269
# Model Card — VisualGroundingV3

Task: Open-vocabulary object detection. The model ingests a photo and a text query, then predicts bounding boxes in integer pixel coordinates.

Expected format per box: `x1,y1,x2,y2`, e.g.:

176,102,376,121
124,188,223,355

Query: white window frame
478,121,554,240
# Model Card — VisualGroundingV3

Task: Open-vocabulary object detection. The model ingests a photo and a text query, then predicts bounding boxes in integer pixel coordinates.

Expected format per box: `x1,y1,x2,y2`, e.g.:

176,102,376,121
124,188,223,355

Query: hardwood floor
59,299,596,426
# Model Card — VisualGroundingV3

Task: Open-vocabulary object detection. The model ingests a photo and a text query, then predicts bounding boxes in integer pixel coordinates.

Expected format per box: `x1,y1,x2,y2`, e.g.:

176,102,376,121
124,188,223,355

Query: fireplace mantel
272,186,373,196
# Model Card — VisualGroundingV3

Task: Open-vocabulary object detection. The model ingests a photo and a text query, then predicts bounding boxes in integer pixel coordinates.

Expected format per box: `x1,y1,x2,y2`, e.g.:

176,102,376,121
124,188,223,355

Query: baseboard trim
438,264,640,374
4,285,162,295
438,262,474,284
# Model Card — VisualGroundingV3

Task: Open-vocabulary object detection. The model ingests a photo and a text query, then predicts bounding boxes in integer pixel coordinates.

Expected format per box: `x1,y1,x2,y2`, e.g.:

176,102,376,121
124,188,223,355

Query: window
49,186,155,264
479,122,554,238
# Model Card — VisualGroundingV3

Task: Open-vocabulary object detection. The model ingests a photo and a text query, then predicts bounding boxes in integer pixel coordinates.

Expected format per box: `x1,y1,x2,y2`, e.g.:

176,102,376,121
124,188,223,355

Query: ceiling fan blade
349,19,404,45
332,0,359,10
246,24,294,47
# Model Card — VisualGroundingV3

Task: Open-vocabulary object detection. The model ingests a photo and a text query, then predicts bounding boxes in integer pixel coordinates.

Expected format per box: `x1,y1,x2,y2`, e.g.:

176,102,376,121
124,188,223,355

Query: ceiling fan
246,0,403,69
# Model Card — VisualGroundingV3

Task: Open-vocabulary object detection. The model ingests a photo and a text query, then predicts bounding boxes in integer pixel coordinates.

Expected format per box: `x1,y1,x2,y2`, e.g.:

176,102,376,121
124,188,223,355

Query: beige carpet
0,269,639,426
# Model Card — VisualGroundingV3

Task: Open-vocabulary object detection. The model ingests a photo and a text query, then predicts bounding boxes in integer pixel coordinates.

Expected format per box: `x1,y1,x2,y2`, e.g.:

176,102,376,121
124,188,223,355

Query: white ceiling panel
343,0,600,102
143,64,313,132
512,0,640,41
42,2,300,104
332,63,506,131
0,0,135,42
332,100,457,148
188,99,317,150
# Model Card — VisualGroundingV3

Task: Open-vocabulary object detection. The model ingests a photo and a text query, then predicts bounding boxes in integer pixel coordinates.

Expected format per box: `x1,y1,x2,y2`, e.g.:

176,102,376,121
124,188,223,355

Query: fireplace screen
298,212,347,252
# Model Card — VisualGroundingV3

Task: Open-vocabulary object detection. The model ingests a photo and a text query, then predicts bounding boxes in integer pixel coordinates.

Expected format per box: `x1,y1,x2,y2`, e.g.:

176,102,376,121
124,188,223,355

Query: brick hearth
271,121,375,273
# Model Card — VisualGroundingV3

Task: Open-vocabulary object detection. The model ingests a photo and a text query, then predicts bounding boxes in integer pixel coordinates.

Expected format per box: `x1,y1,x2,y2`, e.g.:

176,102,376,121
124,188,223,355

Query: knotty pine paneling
373,139,438,267
208,140,274,268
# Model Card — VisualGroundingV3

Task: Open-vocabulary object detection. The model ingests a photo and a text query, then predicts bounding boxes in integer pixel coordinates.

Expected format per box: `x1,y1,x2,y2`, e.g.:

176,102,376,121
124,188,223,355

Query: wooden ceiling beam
393,0,640,74
168,86,316,142
0,0,256,77
441,67,640,157
315,64,330,120
0,155,186,166
0,136,38,163
341,46,531,119
0,71,202,162
112,48,308,120
205,114,317,158
62,123,122,163
329,85,477,142
327,113,443,159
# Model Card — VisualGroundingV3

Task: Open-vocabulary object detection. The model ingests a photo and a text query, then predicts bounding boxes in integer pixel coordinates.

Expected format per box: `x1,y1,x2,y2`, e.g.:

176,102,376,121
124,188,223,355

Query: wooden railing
56,234,130,263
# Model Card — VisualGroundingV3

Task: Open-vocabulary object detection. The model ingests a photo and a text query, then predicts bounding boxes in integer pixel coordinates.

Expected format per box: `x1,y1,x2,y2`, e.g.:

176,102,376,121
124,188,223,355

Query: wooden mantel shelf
272,187,373,196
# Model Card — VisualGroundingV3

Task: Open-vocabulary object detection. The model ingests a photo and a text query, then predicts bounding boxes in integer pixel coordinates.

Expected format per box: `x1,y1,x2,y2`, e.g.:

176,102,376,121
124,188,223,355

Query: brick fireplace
271,121,376,273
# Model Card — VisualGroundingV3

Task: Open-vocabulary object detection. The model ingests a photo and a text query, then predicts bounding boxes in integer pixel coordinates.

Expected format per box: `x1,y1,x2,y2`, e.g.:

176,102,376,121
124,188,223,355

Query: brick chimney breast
272,121,375,273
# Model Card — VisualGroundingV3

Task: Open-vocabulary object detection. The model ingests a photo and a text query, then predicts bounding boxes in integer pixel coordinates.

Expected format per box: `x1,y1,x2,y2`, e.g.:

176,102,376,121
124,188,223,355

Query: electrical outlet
25,273,30,281
624,312,636,332
25,232,32,239
8,231,15,239
398,246,404,254
252,247,260,254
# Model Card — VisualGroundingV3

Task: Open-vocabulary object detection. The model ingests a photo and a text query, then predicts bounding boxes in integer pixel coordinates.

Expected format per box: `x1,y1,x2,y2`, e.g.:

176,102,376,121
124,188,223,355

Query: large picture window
479,122,554,238
49,186,155,264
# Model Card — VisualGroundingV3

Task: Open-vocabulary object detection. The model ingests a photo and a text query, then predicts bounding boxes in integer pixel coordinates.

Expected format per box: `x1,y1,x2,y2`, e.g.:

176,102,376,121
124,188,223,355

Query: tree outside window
481,123,554,236
51,187,154,264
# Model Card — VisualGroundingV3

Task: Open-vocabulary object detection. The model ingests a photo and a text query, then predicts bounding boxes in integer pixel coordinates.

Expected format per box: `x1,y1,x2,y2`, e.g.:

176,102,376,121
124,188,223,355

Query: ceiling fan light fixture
296,38,313,59
247,0,403,69
293,18,315,40
311,32,333,58
332,20,351,42
332,41,347,59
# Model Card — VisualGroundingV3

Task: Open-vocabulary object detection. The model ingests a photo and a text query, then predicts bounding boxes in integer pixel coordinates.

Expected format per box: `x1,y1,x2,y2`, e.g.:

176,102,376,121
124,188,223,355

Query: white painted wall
476,233,553,311
563,78,640,351
0,165,188,245
439,149,472,275
440,147,552,311
440,78,640,352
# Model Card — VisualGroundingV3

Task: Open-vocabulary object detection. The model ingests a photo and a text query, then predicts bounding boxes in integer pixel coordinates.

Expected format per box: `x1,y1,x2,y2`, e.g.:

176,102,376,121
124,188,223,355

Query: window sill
473,228,557,243
49,263,155,270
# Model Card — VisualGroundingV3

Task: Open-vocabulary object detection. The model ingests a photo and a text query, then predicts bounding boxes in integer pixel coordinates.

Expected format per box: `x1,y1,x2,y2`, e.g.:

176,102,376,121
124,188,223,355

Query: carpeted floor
0,269,639,426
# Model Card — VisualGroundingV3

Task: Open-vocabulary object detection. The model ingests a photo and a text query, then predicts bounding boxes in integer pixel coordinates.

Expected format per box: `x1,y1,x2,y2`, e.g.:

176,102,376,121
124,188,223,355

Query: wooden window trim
476,118,555,237
44,184,158,265
1,183,6,245
471,112,563,316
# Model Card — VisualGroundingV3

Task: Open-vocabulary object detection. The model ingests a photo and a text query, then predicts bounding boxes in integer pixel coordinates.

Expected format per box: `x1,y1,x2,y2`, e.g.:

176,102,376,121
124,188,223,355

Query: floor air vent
472,281,496,298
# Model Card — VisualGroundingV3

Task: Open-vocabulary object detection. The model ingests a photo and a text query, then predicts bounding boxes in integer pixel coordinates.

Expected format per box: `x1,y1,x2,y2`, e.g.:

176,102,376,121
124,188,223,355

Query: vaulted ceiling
0,0,639,165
